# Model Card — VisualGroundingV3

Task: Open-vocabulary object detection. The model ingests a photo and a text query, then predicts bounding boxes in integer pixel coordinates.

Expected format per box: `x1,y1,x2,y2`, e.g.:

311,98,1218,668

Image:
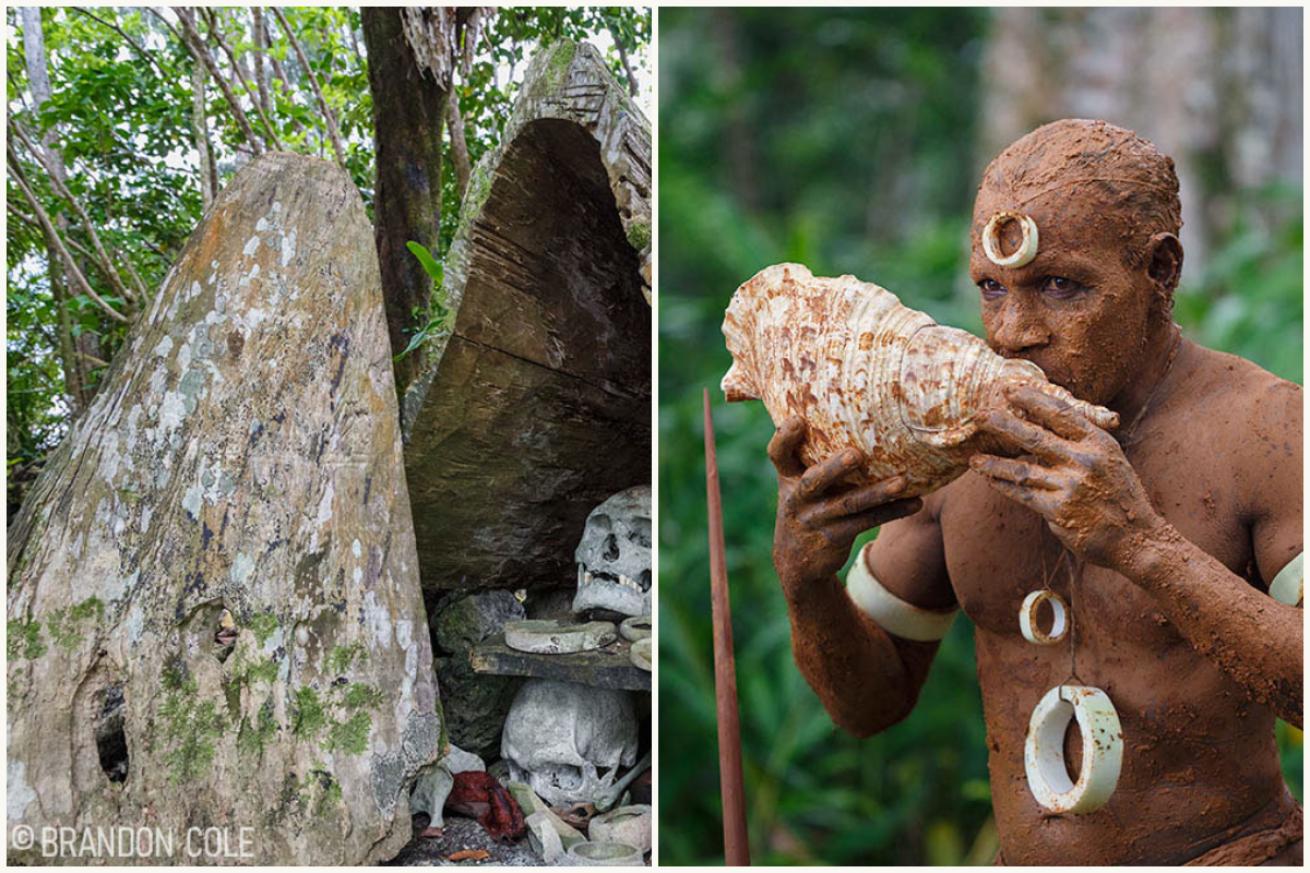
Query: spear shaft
704,388,751,865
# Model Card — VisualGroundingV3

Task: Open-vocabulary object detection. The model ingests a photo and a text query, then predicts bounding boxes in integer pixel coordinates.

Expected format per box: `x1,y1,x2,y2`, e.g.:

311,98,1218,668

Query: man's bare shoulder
1177,342,1301,443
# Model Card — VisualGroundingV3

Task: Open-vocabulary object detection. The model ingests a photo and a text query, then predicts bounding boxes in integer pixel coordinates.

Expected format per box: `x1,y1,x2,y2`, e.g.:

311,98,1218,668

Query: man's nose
989,298,1051,354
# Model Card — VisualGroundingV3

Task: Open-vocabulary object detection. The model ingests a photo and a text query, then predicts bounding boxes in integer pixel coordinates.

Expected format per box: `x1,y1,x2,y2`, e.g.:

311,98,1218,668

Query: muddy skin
771,120,1303,865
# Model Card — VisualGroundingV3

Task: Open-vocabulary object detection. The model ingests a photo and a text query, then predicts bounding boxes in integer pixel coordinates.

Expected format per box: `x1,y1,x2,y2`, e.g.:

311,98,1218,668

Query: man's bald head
969,120,1187,406
974,119,1181,269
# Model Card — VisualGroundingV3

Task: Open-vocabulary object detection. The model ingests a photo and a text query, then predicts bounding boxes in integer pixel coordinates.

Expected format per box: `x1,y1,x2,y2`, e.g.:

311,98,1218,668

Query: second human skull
572,485,651,618
501,679,639,806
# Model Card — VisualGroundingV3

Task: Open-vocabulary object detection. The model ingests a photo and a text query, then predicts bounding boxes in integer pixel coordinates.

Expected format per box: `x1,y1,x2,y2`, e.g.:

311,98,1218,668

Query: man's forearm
1117,522,1303,726
782,571,937,737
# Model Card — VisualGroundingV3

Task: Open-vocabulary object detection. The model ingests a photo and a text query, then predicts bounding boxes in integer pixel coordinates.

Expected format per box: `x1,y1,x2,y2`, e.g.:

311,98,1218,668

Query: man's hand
769,416,923,592
970,385,1165,569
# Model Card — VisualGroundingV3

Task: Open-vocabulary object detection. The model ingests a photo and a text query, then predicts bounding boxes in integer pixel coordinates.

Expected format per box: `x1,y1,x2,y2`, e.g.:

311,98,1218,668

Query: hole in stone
639,570,651,590
95,683,129,783
602,534,620,562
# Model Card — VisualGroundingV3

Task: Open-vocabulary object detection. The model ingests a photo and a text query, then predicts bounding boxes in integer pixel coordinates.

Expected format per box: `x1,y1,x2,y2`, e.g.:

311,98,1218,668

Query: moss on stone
326,642,366,675
341,682,383,710
317,779,343,816
159,674,225,783
292,686,327,738
540,39,578,93
237,702,278,758
625,220,651,252
459,162,496,230
45,598,104,651
7,620,46,659
247,657,279,685
248,612,279,646
326,710,372,755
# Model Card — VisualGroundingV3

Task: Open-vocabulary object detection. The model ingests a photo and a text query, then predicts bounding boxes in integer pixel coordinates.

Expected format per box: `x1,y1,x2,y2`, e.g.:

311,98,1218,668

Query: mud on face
969,120,1183,407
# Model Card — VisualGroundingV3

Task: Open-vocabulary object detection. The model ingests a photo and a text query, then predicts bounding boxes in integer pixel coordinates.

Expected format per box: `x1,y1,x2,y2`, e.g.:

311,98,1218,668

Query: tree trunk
361,7,447,394
7,154,439,865
252,7,272,122
20,7,87,412
191,57,216,207
446,89,471,203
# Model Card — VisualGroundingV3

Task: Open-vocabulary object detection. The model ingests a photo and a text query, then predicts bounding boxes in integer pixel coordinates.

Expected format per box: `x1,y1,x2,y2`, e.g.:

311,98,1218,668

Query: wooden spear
704,388,751,865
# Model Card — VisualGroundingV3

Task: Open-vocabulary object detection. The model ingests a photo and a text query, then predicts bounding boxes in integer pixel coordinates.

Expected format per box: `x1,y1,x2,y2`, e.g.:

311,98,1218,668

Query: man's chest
935,448,1255,638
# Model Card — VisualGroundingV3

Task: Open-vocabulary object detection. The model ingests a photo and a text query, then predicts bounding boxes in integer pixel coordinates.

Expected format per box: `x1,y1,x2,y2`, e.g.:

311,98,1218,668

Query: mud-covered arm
1124,380,1302,726
768,418,950,737
972,383,1303,727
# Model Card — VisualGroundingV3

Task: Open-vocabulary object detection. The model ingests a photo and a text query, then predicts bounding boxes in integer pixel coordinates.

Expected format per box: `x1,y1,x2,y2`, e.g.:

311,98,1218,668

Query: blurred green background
657,7,1303,866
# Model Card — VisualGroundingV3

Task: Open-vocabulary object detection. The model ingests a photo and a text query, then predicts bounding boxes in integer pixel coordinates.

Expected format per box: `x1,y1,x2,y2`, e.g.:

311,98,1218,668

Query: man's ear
1146,232,1184,292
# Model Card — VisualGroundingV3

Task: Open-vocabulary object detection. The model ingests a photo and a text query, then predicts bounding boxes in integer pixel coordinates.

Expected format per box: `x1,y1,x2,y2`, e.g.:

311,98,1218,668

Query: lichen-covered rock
431,591,525,756
6,153,439,865
401,40,651,592
432,590,524,653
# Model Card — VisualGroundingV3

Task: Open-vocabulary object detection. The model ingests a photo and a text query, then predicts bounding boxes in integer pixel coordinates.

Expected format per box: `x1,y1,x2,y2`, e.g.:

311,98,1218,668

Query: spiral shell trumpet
721,263,1118,496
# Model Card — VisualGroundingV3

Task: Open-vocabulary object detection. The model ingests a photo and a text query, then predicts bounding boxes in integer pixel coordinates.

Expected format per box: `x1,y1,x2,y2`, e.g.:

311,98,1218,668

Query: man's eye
978,278,1006,299
1042,276,1085,298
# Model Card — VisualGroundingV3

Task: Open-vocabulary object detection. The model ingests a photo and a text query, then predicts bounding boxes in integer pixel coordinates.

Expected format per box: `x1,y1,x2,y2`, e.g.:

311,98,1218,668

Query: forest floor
386,816,540,866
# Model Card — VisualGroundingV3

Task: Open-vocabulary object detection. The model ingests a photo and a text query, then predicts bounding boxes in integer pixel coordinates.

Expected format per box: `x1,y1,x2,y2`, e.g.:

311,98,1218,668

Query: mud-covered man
770,120,1303,864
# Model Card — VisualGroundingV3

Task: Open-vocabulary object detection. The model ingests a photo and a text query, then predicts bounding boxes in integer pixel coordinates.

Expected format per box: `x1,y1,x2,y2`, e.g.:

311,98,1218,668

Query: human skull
501,679,639,806
572,485,651,618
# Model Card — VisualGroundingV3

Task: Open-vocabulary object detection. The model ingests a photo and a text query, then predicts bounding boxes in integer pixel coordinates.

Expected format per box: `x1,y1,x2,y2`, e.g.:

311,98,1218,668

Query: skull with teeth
501,679,639,806
572,485,652,619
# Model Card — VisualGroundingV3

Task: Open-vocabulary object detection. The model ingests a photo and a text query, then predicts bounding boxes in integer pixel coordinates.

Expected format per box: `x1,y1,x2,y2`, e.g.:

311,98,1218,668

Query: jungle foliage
6,5,650,512
658,7,1302,866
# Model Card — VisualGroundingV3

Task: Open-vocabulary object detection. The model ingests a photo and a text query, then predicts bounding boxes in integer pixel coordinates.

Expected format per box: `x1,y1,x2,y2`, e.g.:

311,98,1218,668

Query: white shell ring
1019,589,1068,645
982,211,1039,268
1024,684,1123,814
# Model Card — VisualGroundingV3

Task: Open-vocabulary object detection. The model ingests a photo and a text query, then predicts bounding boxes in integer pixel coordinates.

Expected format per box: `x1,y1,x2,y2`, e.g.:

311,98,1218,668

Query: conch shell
721,263,1118,496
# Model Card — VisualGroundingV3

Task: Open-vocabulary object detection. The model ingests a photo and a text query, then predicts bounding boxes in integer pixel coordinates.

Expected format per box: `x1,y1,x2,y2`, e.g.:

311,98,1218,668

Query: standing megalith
7,153,439,864
401,41,652,592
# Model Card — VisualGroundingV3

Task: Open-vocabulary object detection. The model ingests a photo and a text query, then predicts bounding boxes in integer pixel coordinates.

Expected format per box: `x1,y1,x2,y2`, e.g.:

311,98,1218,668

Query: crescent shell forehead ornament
982,211,1039,268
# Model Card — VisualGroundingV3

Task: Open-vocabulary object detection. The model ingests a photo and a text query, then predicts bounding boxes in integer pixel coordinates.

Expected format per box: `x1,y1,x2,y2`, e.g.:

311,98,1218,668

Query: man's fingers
797,447,864,499
1008,385,1097,441
975,475,1060,516
810,476,908,521
767,416,807,478
976,408,1074,463
969,454,1061,489
822,498,924,544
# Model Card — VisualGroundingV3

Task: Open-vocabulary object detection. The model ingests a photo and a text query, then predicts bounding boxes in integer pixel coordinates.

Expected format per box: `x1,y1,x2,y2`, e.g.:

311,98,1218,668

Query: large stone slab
6,153,439,865
401,40,651,592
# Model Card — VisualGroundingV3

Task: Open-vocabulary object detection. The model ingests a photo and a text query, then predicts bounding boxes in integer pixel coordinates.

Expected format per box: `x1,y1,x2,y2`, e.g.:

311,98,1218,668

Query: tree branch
270,7,347,167
199,6,283,150
11,121,138,306
608,23,639,98
7,145,130,325
174,7,265,155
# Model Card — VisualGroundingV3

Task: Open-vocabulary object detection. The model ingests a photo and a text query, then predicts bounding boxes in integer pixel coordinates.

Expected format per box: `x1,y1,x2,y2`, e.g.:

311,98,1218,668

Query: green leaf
405,240,443,285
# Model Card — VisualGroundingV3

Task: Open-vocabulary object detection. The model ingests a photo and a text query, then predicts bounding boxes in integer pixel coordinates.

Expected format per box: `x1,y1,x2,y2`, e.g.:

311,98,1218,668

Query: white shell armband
1269,552,1303,607
845,542,957,642
982,211,1039,268
1024,685,1123,815
1019,590,1068,645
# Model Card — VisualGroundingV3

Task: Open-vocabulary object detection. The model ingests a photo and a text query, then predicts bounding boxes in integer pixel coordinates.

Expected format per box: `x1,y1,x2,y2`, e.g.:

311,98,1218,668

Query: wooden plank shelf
469,634,651,692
